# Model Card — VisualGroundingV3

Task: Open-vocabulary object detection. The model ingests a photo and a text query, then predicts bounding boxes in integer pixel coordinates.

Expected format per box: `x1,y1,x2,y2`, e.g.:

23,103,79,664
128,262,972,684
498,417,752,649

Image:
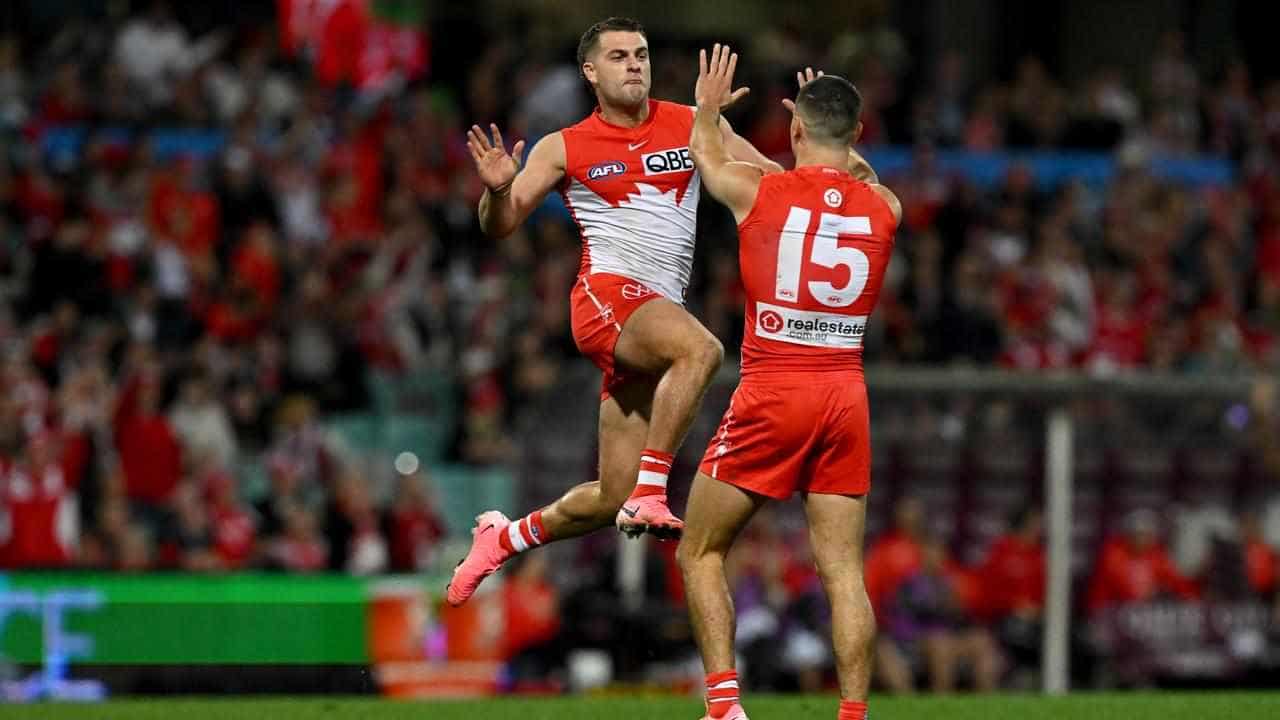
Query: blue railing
861,146,1234,189
36,124,1235,190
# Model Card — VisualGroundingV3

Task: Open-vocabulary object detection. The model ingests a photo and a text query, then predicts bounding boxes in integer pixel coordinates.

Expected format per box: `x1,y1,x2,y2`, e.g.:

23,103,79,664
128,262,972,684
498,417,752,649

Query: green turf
2,693,1276,720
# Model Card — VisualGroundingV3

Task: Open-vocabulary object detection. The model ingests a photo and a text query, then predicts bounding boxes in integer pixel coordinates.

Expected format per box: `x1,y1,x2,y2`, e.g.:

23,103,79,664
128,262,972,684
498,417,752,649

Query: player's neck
597,98,650,128
794,147,851,174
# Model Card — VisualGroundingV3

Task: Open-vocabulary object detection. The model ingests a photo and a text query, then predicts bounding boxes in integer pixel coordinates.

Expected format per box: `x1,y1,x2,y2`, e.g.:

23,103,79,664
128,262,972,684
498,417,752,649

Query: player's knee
815,557,862,589
675,537,717,576
691,333,724,374
560,487,626,526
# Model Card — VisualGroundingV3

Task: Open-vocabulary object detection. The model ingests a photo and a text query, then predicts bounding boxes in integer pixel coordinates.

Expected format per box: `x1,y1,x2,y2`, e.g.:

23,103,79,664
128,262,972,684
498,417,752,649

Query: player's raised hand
796,67,825,89
695,43,749,111
466,123,525,193
781,67,825,114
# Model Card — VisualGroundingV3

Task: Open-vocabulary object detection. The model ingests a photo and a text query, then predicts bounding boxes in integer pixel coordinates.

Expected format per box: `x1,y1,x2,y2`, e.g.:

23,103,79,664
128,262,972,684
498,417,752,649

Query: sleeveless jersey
737,165,898,378
559,99,701,303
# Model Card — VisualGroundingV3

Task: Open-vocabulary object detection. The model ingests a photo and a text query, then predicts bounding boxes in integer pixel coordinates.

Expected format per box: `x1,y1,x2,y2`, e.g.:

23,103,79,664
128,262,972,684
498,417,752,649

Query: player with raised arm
446,18,786,607
677,47,901,720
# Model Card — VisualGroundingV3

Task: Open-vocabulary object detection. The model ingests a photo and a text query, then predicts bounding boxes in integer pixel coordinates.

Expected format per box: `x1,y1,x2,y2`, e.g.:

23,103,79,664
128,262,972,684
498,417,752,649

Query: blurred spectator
0,35,26,128
1253,379,1280,549
163,481,220,571
865,498,926,616
265,395,343,502
1086,509,1199,614
1242,511,1277,598
879,538,1001,693
267,502,327,572
80,491,132,570
326,473,388,574
1172,497,1237,579
384,470,446,572
503,552,562,664
113,368,183,512
114,1,222,108
204,462,257,570
117,523,156,572
169,370,238,471
980,506,1046,617
979,506,1046,681
0,431,81,568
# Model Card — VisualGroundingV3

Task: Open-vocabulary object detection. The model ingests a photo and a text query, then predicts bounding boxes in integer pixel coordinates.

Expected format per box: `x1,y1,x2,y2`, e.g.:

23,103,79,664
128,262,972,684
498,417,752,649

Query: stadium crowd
1,2,1279,691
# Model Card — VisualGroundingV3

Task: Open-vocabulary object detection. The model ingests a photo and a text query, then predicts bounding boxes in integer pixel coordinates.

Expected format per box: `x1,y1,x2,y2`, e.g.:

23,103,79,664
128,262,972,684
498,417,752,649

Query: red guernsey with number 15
699,165,896,500
738,166,896,379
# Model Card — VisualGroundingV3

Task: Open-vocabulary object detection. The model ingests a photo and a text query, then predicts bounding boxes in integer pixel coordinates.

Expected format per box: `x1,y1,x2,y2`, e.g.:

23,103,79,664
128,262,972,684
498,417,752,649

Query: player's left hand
696,43,749,110
781,67,824,114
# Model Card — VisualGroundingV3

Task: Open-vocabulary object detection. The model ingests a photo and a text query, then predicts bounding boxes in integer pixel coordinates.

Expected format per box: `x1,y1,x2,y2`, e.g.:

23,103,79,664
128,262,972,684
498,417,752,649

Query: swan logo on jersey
756,302,866,349
621,283,656,300
588,161,627,180
824,188,843,207
642,147,694,176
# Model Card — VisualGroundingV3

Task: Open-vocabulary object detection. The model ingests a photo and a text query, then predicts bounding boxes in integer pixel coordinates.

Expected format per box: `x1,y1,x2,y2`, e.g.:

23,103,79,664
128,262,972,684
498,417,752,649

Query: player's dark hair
577,17,647,78
794,75,863,147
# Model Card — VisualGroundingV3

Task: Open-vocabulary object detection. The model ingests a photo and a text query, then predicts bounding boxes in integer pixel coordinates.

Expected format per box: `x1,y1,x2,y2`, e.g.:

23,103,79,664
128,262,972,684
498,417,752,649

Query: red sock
838,700,868,720
705,669,740,718
497,510,548,554
630,449,674,498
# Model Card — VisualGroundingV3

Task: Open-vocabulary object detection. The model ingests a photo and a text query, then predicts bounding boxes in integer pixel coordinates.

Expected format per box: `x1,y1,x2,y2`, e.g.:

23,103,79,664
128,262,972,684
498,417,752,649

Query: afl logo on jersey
588,161,627,180
642,147,695,176
759,310,784,333
824,188,843,208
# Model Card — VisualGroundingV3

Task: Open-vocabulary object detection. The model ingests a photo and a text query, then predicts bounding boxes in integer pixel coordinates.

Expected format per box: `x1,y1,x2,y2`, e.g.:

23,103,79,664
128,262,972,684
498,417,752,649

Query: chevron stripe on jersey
560,99,701,304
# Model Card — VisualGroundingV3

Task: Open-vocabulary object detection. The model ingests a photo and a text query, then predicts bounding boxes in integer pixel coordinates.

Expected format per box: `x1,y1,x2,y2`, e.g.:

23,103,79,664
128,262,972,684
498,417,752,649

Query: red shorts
570,272,662,399
698,376,871,499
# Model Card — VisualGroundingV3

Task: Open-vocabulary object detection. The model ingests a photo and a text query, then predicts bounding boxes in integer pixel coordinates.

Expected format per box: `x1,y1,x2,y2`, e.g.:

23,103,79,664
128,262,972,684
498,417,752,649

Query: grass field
2,693,1277,720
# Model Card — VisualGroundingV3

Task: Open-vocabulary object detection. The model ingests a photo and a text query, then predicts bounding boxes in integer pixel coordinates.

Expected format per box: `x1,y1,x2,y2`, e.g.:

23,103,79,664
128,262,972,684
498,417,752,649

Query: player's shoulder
766,169,900,224
526,130,567,166
867,183,902,224
533,130,566,150
835,176,901,225
651,99,697,128
829,172,902,225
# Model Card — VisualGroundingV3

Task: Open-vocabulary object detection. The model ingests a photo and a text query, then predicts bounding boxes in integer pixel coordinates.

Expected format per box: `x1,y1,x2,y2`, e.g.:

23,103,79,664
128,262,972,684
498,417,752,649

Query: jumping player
446,18,786,607
678,47,901,720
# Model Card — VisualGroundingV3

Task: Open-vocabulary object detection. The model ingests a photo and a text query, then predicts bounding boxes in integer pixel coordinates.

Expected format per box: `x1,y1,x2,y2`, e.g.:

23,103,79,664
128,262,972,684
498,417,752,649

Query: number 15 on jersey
774,207,872,309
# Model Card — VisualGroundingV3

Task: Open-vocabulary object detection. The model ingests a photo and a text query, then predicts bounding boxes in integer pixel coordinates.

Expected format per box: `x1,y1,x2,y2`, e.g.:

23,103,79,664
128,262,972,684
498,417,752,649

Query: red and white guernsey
560,99,700,303
737,166,898,378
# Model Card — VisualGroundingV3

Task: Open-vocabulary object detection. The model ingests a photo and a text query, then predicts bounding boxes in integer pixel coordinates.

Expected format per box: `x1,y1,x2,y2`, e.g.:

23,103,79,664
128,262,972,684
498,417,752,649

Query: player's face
584,32,650,109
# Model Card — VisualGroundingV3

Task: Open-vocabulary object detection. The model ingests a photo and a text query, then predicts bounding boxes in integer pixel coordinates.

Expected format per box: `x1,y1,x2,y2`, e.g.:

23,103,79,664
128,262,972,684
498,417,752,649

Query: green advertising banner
0,573,374,664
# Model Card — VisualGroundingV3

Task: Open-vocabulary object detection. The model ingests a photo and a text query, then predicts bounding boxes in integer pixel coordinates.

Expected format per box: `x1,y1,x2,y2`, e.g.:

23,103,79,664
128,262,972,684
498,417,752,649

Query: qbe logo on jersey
642,147,694,176
756,302,867,349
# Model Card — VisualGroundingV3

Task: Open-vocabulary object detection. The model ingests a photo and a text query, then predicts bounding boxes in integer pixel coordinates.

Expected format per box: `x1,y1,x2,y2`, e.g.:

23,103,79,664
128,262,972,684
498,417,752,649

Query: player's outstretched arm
689,42,782,175
690,44,763,223
469,125,565,239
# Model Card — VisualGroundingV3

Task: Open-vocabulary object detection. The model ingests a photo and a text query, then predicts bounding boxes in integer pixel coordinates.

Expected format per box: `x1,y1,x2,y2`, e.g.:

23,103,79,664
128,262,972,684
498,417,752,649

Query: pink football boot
616,494,684,540
445,511,514,606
